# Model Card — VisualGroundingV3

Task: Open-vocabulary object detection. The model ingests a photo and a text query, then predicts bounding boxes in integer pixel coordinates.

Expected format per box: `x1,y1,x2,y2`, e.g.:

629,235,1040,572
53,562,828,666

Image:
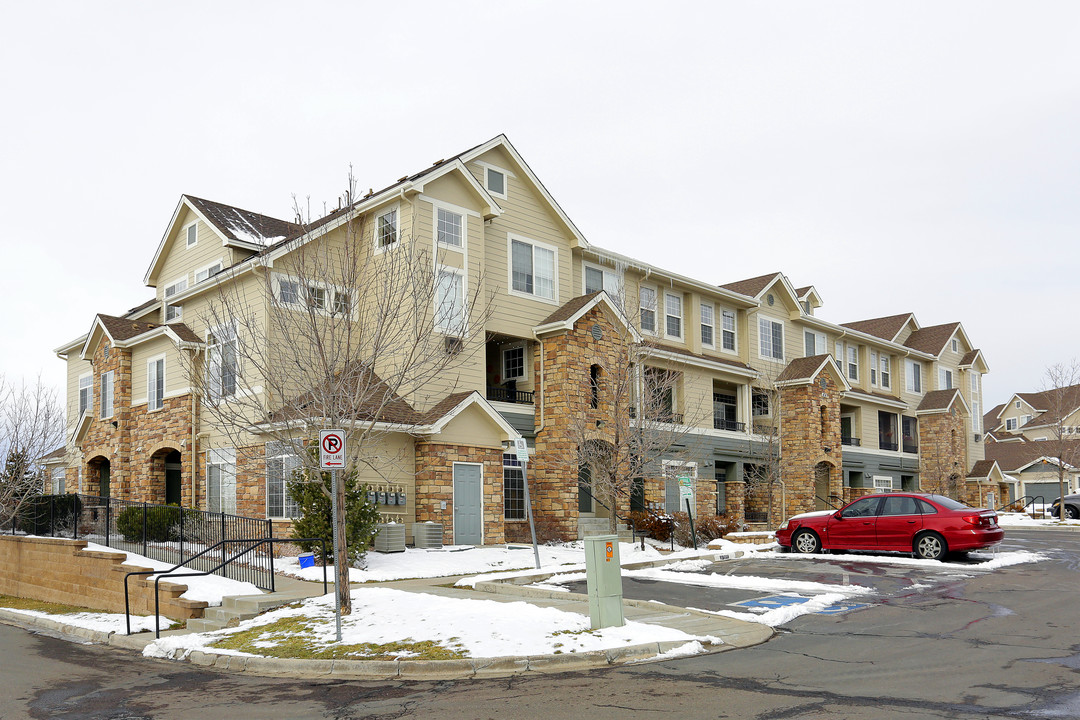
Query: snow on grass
279,540,677,584
83,541,261,605
996,512,1080,527
2,607,175,633
143,586,718,661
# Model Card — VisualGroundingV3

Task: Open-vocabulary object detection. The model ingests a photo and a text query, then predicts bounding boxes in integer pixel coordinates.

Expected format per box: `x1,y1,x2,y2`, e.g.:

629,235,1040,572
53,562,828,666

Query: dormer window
165,278,187,298
196,261,223,283
951,338,959,353
186,222,198,248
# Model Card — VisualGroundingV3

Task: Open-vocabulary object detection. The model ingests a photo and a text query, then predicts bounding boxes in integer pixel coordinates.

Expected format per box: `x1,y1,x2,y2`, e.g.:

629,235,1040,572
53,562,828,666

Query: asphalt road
2,529,1078,720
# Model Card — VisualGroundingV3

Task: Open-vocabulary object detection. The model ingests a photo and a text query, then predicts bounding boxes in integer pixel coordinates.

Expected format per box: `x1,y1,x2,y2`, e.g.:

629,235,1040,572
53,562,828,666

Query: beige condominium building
49,135,1000,544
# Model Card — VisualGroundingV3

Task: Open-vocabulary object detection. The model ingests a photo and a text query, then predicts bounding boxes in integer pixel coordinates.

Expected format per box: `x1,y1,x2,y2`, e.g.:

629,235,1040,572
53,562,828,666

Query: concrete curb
0,548,772,680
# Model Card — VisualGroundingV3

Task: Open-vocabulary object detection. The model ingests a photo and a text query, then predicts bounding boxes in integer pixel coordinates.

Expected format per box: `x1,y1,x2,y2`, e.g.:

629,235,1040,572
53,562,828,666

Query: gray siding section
497,410,537,438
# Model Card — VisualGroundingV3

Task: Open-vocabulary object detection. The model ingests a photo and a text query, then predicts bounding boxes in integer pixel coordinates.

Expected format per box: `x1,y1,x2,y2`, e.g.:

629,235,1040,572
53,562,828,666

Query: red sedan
775,492,1004,560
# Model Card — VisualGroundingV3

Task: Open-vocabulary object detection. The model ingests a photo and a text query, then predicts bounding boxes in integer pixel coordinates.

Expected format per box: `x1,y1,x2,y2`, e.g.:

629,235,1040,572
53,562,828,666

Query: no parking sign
319,429,346,469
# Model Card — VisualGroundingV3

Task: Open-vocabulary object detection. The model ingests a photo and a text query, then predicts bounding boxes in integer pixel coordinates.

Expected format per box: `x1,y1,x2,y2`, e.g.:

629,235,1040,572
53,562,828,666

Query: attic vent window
767,294,775,306
186,223,197,248
590,324,603,341
103,344,109,360
485,167,506,198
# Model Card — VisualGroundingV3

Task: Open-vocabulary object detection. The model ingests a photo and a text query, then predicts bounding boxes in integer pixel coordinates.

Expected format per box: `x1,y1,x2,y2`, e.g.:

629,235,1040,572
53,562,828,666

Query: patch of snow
3,607,173,633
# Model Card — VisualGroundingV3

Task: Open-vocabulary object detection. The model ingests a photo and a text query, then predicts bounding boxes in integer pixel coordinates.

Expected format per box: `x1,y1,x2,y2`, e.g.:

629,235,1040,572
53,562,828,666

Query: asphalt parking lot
563,547,1010,618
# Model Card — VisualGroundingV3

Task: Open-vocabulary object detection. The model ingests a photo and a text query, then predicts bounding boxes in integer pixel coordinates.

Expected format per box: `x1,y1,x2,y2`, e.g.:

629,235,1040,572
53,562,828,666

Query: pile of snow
143,586,718,661
996,512,1080,528
1,607,173,633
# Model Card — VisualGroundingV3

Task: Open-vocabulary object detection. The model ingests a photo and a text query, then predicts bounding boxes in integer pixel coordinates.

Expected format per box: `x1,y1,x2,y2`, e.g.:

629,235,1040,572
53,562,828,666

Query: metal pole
521,460,541,570
331,468,342,643
685,498,698,549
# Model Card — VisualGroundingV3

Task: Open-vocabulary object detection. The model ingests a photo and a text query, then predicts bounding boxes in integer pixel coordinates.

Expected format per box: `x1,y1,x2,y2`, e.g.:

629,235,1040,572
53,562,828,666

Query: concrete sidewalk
2,551,774,679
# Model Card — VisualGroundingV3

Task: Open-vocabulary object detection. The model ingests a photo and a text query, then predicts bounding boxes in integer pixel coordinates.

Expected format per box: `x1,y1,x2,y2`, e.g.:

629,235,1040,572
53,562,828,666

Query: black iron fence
7,494,275,590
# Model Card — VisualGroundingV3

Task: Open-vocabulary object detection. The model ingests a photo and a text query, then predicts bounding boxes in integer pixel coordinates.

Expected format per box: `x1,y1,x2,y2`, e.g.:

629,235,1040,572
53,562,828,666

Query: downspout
190,348,199,509
535,336,545,433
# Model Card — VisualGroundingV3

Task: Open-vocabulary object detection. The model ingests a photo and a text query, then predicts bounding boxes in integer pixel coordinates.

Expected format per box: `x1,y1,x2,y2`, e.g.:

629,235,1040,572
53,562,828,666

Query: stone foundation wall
0,536,207,621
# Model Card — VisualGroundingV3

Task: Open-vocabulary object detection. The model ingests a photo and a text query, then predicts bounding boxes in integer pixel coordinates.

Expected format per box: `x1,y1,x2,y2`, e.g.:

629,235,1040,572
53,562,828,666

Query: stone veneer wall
918,408,968,500
0,536,207,621
532,305,631,541
78,340,198,508
414,442,504,545
779,374,843,517
725,481,746,525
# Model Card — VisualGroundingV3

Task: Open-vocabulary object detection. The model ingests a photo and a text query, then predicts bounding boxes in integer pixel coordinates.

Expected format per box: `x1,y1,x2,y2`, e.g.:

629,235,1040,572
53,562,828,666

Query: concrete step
186,617,229,633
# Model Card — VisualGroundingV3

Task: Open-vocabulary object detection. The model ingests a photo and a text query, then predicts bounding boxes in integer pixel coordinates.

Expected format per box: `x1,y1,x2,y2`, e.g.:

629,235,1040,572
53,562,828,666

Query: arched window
590,364,601,409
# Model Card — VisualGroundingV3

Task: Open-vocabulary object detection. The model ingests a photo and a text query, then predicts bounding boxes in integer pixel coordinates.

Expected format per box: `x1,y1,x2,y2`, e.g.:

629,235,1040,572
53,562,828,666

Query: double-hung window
510,237,556,300
51,467,65,494
880,354,891,389
804,330,826,356
847,345,859,381
584,263,623,299
906,359,922,393
165,304,182,322
1006,417,1017,431
206,448,236,514
266,442,301,518
700,303,715,348
721,309,736,351
376,207,398,250
148,357,164,411
185,222,198,248
306,285,327,310
939,368,953,390
164,278,187,299
639,286,657,333
99,371,114,418
435,267,465,335
207,323,238,402
78,374,92,416
278,279,301,305
870,350,878,385
436,207,463,248
665,293,683,339
759,317,784,360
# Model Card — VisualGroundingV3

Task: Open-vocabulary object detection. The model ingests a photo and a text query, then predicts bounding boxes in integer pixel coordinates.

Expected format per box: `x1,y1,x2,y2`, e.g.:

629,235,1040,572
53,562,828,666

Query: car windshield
925,494,971,510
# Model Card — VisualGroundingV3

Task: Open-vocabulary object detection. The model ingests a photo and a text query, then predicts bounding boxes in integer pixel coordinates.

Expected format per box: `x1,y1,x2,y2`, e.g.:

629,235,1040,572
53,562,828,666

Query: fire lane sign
320,429,346,469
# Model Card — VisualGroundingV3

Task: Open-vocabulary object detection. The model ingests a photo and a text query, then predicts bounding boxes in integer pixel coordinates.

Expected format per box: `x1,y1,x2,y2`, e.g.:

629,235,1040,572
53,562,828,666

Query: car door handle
907,520,916,524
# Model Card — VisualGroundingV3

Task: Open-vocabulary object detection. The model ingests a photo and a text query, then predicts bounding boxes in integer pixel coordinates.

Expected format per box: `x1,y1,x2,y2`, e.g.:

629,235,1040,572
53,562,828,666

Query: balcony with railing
486,385,534,405
902,437,919,454
841,435,861,447
714,417,746,432
879,440,899,452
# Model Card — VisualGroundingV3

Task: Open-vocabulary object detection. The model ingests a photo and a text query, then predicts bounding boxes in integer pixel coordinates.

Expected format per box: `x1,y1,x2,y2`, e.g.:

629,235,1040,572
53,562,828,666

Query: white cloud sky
1,1,1077,409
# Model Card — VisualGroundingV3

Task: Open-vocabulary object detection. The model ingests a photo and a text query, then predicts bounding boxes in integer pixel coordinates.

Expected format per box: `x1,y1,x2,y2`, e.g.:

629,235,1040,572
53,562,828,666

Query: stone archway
146,445,183,505
814,462,832,511
86,455,111,498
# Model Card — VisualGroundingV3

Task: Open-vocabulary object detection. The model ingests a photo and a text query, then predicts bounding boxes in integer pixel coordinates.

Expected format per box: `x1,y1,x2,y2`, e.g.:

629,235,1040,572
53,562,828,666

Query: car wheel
792,529,821,554
1066,506,1079,520
914,532,947,561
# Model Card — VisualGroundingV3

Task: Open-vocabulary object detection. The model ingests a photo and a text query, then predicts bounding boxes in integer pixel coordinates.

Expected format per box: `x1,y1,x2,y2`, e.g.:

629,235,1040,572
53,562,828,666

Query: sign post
320,429,345,643
513,438,541,570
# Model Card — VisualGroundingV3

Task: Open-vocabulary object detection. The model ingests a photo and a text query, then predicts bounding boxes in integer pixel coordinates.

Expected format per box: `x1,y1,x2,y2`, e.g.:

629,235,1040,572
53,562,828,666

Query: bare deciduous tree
0,374,64,528
186,191,490,614
1038,360,1080,520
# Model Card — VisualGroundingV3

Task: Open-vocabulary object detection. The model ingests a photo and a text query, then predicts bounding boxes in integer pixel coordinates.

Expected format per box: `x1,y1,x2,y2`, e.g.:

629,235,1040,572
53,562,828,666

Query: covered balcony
485,334,535,406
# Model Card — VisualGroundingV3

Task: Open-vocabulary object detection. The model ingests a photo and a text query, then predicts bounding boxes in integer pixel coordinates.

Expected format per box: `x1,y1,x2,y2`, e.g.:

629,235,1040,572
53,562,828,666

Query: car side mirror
833,510,843,520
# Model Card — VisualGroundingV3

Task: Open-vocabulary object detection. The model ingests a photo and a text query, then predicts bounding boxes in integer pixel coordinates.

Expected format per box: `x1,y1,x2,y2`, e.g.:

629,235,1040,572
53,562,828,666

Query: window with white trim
148,357,164,411
195,261,223,283
905,359,922,393
278,278,301,305
485,167,507,199
376,206,398,250
759,317,784,360
510,237,556,300
880,354,891,389
665,293,683,339
306,285,327,310
503,453,525,519
870,350,878,385
1021,414,1032,426
206,447,236,514
185,222,198,248
78,374,92,416
164,278,187,299
503,346,524,380
165,304,182,322
847,345,859,381
805,330,826,356
435,267,465,335
584,263,623,298
721,309,736,351
700,303,715,348
639,285,657,333
951,338,959,353
972,399,981,433
939,368,953,390
207,323,238,402
332,290,351,316
436,207,463,248
51,467,65,494
1006,417,1017,431
99,371,114,418
266,442,301,518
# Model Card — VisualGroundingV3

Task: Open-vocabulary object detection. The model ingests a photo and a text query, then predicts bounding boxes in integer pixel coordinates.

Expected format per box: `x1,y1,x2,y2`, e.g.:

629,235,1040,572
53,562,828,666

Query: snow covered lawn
0,606,175,633
143,586,717,662
996,512,1080,528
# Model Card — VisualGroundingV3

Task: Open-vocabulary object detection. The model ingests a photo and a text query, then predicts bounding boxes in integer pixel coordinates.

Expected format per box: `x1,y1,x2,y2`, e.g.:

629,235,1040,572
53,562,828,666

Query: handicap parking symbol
732,595,869,615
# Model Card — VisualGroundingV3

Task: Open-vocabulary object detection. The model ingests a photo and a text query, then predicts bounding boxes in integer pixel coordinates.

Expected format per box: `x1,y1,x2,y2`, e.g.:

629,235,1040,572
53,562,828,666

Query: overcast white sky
2,1,1077,411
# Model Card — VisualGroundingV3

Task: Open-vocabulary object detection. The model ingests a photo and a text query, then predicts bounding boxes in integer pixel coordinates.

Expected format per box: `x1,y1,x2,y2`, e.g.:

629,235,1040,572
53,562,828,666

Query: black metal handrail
879,440,899,451
841,436,861,446
486,386,535,404
997,494,1045,516
577,485,654,549
714,418,746,432
124,536,328,638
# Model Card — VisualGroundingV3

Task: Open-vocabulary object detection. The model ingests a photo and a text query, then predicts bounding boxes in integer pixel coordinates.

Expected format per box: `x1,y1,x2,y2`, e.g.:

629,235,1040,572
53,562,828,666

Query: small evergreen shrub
115,504,189,543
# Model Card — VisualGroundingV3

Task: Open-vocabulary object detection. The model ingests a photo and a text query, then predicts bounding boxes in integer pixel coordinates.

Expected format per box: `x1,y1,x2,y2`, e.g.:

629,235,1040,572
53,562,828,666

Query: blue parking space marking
732,595,810,609
732,595,870,615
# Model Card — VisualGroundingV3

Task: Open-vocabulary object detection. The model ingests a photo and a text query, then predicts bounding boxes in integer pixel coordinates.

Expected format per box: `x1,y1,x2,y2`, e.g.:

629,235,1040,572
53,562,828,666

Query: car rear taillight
961,514,981,526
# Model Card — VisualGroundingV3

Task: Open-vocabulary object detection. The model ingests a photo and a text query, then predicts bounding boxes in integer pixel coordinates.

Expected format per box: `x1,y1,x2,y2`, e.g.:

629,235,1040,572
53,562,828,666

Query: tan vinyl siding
158,208,228,300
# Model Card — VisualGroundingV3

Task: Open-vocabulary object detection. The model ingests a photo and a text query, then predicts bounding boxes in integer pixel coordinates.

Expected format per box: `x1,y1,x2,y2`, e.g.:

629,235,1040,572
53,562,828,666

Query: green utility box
584,534,625,628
